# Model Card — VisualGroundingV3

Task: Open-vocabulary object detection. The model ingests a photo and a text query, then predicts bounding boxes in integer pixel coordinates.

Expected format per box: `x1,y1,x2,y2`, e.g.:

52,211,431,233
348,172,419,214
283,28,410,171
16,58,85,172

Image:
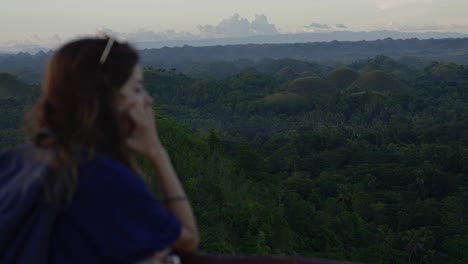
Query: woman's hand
137,249,170,264
123,101,163,158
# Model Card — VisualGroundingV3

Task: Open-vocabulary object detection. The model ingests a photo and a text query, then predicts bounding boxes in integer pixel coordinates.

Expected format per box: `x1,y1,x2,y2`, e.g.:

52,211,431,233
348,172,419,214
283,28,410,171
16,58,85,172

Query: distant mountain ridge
2,30,468,54
138,37,468,66
1,37,468,84
134,30,468,49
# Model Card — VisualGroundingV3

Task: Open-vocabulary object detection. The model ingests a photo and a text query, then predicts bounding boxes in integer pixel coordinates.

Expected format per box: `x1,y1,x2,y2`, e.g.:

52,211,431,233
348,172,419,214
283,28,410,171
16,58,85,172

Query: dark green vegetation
1,54,467,263
0,73,39,149
2,38,468,83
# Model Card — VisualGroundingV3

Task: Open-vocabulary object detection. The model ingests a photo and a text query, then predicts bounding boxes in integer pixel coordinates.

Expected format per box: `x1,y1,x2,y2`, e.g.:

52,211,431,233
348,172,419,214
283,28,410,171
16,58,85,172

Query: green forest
1,54,467,263
2,37,468,83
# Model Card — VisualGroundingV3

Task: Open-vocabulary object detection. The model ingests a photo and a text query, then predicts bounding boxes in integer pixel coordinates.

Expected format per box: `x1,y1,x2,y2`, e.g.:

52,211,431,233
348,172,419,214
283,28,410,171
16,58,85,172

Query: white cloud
197,13,279,38
215,13,252,37
99,27,197,42
308,23,330,29
0,34,63,53
251,14,279,35
372,0,433,10
300,23,349,32
97,14,279,43
383,21,468,32
196,25,216,36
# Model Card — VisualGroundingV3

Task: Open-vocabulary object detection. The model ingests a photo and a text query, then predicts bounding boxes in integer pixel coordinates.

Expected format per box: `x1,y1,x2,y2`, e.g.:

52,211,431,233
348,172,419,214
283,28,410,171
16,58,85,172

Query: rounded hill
277,66,298,80
287,77,335,98
360,55,407,73
298,71,319,78
429,63,463,82
259,92,309,114
326,67,360,89
0,73,31,98
346,70,408,94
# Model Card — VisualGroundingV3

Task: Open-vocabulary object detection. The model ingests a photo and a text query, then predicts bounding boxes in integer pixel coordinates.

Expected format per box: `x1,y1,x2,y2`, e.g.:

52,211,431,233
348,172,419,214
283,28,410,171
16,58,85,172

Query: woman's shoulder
81,152,132,176
0,142,51,184
79,152,148,194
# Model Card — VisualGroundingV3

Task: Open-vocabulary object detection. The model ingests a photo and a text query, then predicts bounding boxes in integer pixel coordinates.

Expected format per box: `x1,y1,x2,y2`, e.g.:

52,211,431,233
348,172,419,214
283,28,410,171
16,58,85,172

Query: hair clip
99,38,115,64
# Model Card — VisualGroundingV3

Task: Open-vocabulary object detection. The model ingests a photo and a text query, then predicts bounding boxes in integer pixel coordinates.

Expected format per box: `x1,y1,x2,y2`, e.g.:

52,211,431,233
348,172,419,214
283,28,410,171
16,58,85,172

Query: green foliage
1,55,468,263
287,77,336,98
136,58,467,262
258,92,310,115
0,72,36,99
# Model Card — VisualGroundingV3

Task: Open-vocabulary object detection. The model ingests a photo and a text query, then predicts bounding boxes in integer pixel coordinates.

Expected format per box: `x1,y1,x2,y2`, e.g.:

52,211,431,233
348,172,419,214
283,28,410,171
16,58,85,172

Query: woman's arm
148,146,199,252
123,100,199,253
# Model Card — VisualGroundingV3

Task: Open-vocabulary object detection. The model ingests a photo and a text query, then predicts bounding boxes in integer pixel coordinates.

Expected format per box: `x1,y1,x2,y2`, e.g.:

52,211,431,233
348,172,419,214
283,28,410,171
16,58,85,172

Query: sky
1,0,468,48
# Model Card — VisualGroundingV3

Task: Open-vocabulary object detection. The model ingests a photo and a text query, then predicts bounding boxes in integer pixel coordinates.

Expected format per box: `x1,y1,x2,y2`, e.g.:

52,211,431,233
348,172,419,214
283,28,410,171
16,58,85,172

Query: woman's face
114,65,153,135
114,64,153,113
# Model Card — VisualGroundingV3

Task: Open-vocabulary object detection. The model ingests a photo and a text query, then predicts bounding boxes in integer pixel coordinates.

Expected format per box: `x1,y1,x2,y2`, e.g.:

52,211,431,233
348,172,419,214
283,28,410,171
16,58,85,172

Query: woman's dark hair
25,38,140,207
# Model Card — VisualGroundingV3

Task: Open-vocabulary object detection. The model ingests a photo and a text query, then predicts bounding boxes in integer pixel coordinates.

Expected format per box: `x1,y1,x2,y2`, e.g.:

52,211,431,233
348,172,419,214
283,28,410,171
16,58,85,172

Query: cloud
96,14,280,44
371,0,433,10
96,14,279,44
215,13,251,37
383,22,468,32
197,13,279,38
307,23,330,29
300,23,349,32
31,34,62,46
0,34,63,53
196,25,216,35
99,27,196,42
251,14,279,35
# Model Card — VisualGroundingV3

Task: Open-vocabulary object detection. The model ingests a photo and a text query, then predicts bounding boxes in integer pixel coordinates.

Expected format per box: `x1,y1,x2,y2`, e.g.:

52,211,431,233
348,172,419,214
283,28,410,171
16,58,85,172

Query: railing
179,254,356,264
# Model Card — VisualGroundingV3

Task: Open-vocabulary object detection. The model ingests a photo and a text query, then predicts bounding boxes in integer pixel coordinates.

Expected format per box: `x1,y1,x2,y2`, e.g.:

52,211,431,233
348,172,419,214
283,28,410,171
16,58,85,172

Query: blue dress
0,143,182,264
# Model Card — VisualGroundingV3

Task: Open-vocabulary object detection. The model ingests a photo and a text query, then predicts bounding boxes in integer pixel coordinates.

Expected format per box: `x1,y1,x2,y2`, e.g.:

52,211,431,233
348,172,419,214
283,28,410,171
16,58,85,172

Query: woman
0,38,198,263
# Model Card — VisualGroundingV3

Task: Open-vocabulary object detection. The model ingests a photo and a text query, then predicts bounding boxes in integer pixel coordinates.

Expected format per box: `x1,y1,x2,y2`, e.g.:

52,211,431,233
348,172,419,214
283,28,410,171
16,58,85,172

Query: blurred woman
0,37,198,264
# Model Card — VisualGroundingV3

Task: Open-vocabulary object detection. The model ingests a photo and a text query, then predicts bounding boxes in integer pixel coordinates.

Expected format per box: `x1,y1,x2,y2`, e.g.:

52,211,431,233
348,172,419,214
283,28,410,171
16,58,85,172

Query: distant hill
287,77,336,97
259,92,310,114
346,70,409,94
277,67,299,80
429,63,465,83
398,56,428,70
359,55,411,73
2,38,468,84
0,73,33,98
138,38,468,67
133,30,468,49
326,67,360,89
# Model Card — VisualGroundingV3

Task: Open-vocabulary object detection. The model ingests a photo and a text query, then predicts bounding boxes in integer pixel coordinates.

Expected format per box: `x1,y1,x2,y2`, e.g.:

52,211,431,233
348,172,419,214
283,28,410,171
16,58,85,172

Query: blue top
0,144,182,264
